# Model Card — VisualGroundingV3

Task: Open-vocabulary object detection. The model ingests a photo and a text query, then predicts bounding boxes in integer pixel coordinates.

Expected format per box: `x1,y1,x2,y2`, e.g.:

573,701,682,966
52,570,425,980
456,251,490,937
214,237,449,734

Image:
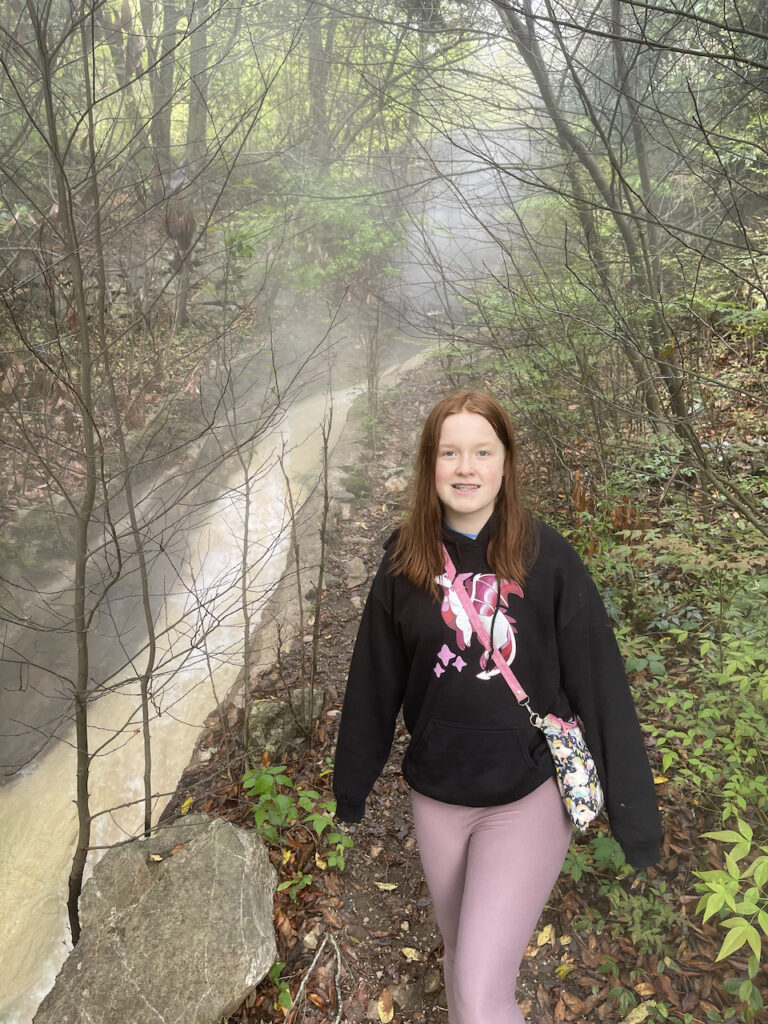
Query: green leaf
246,774,275,796
732,900,759,915
737,819,754,842
748,984,764,1011
716,923,748,960
724,852,741,879
745,923,763,960
751,857,768,887
311,814,332,836
273,793,296,816
730,841,752,862
738,979,753,1004
701,892,725,922
268,960,286,984
703,829,744,844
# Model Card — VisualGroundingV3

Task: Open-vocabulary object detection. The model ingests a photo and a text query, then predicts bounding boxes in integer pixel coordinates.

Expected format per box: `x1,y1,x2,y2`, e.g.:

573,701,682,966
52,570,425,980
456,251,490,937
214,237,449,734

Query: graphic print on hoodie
434,572,525,680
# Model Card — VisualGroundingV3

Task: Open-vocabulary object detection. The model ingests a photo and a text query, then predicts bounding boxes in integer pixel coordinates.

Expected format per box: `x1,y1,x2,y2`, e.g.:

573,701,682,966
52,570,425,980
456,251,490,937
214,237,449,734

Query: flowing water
0,387,355,1024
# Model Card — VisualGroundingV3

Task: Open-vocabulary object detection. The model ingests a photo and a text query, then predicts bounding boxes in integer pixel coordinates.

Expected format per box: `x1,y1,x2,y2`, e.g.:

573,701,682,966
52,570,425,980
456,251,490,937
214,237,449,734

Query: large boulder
34,814,277,1024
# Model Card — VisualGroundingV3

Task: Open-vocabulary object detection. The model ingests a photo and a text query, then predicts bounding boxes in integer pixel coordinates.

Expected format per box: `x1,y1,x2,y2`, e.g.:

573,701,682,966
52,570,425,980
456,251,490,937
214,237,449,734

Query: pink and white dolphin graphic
436,572,524,679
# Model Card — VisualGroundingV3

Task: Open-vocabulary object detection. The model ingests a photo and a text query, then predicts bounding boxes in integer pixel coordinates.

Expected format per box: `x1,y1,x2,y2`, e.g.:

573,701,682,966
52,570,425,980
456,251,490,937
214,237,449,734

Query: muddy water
0,389,355,1024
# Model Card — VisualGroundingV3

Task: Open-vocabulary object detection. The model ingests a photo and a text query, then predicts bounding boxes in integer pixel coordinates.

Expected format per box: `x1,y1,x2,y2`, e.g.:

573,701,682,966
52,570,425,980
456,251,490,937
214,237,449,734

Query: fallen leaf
353,983,370,1006
536,983,550,1015
617,1004,653,1024
658,973,680,1005
537,923,556,946
574,975,599,989
149,854,163,862
581,986,608,1013
375,882,398,891
315,851,328,870
322,906,343,928
274,907,296,944
180,796,194,815
633,981,655,997
555,963,577,979
378,987,394,1023
562,991,588,1013
653,776,669,784
401,947,421,961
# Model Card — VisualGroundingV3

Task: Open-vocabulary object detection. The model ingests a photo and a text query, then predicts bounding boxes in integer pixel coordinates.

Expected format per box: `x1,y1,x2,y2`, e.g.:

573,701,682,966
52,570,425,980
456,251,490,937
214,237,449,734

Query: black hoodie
333,516,662,868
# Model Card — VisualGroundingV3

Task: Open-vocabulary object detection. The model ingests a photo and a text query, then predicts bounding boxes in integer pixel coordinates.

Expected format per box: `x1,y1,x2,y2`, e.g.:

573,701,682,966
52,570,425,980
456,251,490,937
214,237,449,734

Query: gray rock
388,981,424,1012
246,686,324,761
343,555,368,589
383,473,408,494
34,816,276,1024
423,968,442,994
80,815,213,931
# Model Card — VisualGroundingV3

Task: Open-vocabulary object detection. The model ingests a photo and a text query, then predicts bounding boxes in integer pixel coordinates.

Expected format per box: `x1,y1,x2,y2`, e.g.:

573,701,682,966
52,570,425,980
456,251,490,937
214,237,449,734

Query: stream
0,381,356,1024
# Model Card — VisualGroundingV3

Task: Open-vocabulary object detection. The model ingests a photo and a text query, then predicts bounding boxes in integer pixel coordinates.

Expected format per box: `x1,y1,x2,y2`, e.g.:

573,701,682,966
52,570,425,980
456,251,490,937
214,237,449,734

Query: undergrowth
242,763,354,876
555,456,768,1020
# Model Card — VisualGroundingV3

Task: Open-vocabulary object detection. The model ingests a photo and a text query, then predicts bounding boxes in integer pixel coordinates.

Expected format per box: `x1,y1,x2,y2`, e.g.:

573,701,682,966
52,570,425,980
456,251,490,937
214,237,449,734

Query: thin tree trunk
309,405,333,739
30,0,99,943
80,13,157,836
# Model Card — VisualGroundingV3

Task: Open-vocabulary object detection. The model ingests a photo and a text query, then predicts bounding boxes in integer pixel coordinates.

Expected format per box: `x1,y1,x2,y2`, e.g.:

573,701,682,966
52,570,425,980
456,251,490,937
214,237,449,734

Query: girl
333,391,662,1024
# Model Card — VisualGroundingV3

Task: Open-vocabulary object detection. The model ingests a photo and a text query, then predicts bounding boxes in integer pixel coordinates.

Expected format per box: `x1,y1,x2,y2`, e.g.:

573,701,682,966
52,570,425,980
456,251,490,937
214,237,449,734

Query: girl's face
435,411,506,534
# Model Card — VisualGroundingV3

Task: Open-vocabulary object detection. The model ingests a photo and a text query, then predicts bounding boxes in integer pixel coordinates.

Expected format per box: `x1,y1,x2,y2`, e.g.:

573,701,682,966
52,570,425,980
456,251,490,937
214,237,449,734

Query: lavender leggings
411,777,572,1024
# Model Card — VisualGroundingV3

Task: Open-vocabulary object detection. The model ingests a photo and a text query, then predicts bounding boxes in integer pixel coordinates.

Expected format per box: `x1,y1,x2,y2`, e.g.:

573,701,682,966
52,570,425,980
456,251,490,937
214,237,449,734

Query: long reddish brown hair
391,391,538,595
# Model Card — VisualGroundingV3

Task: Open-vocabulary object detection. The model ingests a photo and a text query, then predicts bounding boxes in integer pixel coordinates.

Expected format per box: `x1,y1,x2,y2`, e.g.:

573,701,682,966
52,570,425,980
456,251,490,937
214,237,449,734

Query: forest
0,0,766,1022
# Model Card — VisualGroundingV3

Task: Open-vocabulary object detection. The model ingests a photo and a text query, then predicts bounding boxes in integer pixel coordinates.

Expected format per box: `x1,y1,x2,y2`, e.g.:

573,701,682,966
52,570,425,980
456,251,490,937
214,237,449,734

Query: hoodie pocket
403,719,550,806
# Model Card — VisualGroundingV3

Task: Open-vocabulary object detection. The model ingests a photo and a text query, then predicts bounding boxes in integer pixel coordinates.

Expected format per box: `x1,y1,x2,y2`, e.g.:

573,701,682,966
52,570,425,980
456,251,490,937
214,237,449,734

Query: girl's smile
435,411,505,533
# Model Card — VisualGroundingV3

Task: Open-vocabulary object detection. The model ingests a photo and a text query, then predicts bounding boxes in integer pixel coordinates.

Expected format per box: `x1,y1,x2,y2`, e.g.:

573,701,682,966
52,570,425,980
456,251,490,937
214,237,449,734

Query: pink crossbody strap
442,545,530,706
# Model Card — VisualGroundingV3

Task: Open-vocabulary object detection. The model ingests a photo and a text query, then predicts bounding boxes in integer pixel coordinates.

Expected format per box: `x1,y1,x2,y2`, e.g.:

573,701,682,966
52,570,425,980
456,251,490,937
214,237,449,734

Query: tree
0,0,315,944
396,0,768,532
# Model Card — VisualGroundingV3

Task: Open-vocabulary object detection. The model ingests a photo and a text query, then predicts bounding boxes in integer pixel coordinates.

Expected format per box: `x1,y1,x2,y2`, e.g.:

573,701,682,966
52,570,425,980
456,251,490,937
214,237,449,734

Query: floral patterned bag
442,546,604,832
529,712,604,832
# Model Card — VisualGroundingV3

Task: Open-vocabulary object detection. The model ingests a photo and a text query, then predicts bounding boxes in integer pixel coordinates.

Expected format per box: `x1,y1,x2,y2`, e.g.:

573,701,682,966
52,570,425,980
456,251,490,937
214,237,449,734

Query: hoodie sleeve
556,560,663,869
333,566,410,822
